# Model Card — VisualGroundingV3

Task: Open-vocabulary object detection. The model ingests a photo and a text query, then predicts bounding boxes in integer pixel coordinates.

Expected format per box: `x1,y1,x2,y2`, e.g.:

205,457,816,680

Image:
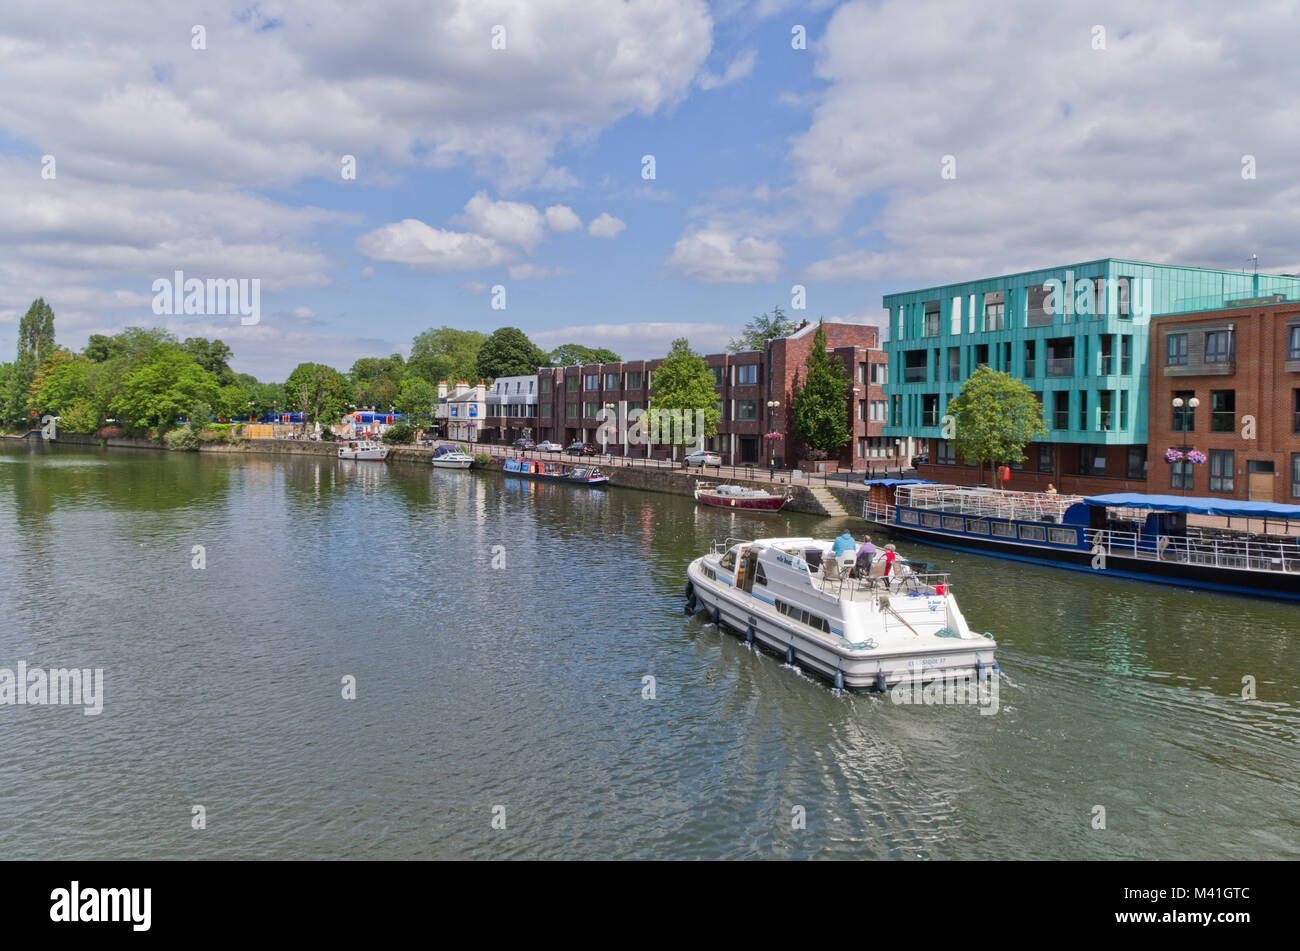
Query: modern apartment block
487,320,886,468
1149,297,1300,502
884,259,1300,493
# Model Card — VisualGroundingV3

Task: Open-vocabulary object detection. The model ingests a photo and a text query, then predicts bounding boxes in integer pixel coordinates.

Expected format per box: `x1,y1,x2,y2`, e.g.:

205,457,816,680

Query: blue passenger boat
861,481,1300,601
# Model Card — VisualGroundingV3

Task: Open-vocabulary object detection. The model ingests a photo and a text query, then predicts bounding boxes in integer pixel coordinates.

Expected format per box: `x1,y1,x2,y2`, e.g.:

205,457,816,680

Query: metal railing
818,564,953,602
897,484,1083,522
1087,527,1300,574
1046,357,1075,376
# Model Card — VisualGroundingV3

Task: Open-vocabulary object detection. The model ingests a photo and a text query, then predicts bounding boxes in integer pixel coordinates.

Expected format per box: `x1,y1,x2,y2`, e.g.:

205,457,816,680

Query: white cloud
360,266,375,279
544,205,583,232
453,192,546,250
587,212,626,239
698,49,756,90
355,218,513,271
665,225,783,283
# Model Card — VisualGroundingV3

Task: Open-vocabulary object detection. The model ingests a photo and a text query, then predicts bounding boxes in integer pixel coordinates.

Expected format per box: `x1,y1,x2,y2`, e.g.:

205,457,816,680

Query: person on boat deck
873,544,900,583
1046,483,1058,494
852,535,878,577
832,531,856,559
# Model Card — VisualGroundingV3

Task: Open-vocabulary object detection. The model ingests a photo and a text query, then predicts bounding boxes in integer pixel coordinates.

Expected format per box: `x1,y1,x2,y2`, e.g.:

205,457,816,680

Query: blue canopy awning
863,478,938,487
1083,493,1300,521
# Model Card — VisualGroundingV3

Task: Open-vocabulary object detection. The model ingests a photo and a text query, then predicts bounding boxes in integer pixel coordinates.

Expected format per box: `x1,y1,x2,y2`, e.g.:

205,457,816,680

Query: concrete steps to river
806,486,850,518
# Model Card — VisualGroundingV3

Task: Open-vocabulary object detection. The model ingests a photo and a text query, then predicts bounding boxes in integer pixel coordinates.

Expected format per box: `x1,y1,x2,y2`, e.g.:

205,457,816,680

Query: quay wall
26,434,865,519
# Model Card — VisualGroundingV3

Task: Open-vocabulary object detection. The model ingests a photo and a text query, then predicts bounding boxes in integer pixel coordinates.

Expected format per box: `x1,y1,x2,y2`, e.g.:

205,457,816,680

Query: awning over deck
1083,493,1300,521
862,478,938,487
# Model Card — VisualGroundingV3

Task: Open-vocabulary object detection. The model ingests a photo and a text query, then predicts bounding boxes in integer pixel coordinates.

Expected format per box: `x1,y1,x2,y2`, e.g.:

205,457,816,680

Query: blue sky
3,0,1299,379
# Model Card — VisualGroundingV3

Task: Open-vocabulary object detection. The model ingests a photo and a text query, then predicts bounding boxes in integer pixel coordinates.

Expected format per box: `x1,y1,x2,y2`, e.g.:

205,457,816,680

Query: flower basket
1186,450,1207,465
1165,448,1184,463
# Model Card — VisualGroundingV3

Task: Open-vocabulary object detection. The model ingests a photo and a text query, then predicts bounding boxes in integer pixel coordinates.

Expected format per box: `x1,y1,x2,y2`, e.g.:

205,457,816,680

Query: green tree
407,327,487,385
790,321,852,459
648,338,720,455
394,376,437,428
109,347,221,430
182,338,235,380
548,344,621,366
285,362,350,428
349,354,406,409
945,365,1049,482
476,327,548,381
728,305,799,353
32,350,92,417
5,298,57,426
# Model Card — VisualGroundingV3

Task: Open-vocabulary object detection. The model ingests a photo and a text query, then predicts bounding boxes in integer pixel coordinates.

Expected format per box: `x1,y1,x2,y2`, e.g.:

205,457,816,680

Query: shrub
473,453,490,467
98,426,123,439
382,422,415,444
165,427,200,451
320,426,336,441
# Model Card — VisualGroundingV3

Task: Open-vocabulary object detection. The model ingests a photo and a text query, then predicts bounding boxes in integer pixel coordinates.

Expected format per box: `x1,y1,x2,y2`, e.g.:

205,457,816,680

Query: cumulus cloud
355,218,512,271
453,192,547,250
544,205,583,232
665,225,783,283
697,49,756,90
586,212,626,239
507,263,575,280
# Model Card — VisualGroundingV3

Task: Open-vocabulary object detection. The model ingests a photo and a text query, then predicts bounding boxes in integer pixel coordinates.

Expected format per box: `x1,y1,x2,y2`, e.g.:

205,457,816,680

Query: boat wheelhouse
338,439,389,461
685,536,997,690
861,481,1300,601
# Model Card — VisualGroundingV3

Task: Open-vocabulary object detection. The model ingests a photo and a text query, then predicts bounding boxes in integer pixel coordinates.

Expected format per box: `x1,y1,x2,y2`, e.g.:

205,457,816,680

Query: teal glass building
882,259,1300,486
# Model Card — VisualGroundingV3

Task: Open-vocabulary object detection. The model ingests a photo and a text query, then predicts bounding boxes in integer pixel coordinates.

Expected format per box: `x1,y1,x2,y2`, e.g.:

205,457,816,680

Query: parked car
910,454,929,467
565,442,598,456
512,438,536,450
536,440,563,452
684,449,722,467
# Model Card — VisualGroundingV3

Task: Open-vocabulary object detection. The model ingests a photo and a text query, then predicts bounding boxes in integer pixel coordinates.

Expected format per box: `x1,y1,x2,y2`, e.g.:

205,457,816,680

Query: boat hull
694,490,786,511
338,448,389,460
431,458,473,469
685,558,996,690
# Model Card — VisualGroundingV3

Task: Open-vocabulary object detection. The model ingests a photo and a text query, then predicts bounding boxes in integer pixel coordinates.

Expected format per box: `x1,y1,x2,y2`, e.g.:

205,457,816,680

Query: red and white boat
694,482,790,512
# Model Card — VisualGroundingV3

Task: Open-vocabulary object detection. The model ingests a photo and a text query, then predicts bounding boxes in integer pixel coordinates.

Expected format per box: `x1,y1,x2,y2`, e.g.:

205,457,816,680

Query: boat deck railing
862,499,895,523
817,566,953,602
1089,527,1300,573
897,485,1083,522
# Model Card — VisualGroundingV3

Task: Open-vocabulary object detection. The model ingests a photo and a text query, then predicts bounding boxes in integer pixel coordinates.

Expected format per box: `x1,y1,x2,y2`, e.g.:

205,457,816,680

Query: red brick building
521,320,888,469
1149,300,1300,502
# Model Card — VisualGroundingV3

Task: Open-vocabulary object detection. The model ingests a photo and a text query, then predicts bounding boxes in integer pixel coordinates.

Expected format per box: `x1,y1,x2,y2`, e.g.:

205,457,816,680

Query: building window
936,440,956,465
1204,330,1234,364
710,366,725,386
1120,389,1129,431
566,401,578,418
1126,446,1147,480
947,347,961,382
540,401,551,418
736,364,758,385
1210,390,1235,433
714,399,725,419
1166,333,1187,366
904,350,927,382
540,377,553,394
1121,335,1132,375
872,363,888,385
923,302,940,338
584,374,599,391
1294,390,1300,433
1293,454,1300,499
922,394,940,427
604,373,619,390
1078,390,1088,432
1172,390,1195,432
1209,450,1234,493
566,376,579,392
1053,392,1069,431
583,401,599,418
1038,445,1054,473
869,400,887,423
1289,326,1300,361
984,301,1006,331
735,400,757,420
1077,449,1105,476
1170,460,1193,491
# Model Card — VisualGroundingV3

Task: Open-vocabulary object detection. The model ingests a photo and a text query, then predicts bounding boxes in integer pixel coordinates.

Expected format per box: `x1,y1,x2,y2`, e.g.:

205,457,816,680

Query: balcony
1053,411,1070,430
1046,357,1074,377
904,367,927,383
1098,356,1114,375
1024,360,1036,377
1098,411,1113,432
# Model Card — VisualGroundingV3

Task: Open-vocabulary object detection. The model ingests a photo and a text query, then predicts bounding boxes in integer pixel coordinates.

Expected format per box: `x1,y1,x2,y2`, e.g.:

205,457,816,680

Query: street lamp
1171,396,1199,492
766,400,780,470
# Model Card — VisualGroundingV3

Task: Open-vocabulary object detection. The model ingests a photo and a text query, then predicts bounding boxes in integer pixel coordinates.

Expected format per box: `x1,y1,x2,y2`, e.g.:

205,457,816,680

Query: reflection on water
0,441,1297,860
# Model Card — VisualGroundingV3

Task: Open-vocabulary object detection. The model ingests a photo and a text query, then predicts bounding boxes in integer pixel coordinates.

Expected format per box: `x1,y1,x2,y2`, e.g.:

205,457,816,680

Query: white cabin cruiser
338,439,389,461
685,537,996,690
431,445,474,469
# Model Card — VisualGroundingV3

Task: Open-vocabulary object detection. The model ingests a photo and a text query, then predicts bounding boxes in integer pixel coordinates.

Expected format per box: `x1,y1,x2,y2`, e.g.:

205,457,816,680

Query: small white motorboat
338,439,389,461
431,445,474,469
685,536,996,690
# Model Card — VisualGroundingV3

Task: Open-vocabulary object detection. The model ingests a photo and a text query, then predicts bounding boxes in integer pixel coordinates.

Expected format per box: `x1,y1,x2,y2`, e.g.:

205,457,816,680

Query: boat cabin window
719,549,738,570
753,564,767,586
803,548,823,570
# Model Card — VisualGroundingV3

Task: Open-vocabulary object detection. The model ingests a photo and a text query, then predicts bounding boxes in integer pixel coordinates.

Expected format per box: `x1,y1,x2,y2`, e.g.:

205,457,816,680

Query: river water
1,442,1296,860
